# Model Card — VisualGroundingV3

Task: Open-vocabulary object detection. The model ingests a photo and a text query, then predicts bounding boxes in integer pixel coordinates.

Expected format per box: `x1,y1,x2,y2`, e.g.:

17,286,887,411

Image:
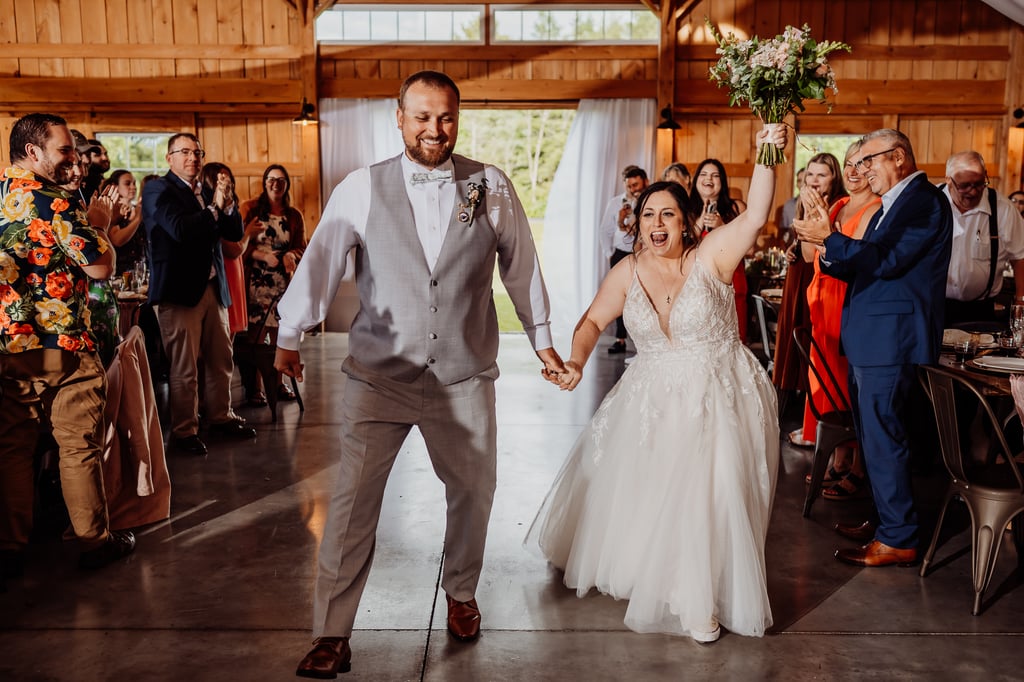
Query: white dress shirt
277,154,554,352
942,185,1024,301
600,192,636,258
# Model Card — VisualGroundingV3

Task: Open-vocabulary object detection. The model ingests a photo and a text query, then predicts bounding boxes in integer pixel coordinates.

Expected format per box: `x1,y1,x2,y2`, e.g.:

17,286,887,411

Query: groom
276,70,565,678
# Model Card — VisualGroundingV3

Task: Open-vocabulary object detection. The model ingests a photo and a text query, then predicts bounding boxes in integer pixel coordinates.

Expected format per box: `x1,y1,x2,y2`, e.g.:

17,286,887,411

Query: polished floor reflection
2,333,1023,681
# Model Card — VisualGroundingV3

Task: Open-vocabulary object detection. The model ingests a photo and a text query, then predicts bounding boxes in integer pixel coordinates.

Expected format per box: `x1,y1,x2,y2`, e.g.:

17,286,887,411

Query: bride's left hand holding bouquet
706,19,850,166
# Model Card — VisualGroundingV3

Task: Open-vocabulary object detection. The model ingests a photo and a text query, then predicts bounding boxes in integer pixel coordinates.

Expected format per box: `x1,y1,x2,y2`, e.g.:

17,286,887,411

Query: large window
317,5,483,43
316,4,656,44
492,7,657,43
96,132,172,178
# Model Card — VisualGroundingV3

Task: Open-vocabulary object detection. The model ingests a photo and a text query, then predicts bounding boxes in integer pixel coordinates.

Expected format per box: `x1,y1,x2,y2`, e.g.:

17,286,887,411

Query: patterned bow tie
410,170,452,185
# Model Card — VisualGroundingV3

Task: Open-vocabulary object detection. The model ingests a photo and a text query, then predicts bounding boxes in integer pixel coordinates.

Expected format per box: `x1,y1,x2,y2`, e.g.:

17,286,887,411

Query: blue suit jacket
142,172,243,308
820,172,953,367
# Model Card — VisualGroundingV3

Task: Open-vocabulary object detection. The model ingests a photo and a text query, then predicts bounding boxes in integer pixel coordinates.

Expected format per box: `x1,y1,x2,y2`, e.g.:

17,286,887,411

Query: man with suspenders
942,151,1024,326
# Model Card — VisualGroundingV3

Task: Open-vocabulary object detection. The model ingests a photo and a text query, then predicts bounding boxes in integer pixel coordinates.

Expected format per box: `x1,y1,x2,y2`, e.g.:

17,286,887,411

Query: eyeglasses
169,149,206,159
853,147,897,172
266,177,287,186
950,178,989,193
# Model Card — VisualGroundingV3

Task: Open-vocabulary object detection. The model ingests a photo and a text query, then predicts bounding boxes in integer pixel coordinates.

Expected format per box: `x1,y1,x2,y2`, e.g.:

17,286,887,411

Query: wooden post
655,1,677,176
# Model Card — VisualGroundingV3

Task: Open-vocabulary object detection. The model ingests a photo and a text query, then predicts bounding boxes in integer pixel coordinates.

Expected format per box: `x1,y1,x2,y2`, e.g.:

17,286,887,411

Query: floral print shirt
0,166,110,353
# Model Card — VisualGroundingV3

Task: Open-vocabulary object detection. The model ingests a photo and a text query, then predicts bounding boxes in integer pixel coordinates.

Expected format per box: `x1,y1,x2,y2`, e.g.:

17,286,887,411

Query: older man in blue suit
795,129,953,567
143,133,256,455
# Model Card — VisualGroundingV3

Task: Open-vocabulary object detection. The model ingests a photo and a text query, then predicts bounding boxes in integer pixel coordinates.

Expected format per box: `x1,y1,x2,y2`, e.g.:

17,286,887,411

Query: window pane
370,11,398,41
493,11,521,41
424,12,452,41
316,6,482,43
577,11,605,41
453,11,480,41
398,12,425,41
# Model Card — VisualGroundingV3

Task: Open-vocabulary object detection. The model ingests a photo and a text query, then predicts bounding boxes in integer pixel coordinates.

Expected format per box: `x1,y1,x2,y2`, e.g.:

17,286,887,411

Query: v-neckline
634,255,699,341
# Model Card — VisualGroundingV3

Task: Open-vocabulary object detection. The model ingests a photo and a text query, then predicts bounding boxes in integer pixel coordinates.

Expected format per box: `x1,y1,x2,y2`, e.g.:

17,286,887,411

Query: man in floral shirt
0,113,136,587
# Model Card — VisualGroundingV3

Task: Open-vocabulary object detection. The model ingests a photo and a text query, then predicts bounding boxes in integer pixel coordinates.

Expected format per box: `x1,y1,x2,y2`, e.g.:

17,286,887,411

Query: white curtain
319,98,404,202
317,98,404,330
981,0,1024,25
541,98,656,342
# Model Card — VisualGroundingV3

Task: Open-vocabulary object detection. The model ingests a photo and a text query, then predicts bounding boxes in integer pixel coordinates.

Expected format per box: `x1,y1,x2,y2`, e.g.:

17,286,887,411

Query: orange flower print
26,273,43,285
27,247,52,266
45,272,73,299
6,333,42,353
57,334,82,351
0,284,19,303
50,197,70,213
10,177,42,191
68,235,87,251
0,309,9,328
27,218,56,247
9,323,34,336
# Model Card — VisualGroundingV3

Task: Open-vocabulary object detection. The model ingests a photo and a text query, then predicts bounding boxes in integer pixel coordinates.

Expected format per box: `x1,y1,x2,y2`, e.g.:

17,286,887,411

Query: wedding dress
527,252,779,637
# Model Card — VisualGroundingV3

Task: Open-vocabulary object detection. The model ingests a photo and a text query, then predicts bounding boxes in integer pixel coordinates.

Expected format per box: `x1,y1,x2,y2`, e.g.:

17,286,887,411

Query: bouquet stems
757,121,786,166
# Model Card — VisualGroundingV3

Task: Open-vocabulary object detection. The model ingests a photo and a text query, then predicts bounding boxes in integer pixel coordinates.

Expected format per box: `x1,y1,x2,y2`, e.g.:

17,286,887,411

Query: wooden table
115,292,147,339
938,351,1012,396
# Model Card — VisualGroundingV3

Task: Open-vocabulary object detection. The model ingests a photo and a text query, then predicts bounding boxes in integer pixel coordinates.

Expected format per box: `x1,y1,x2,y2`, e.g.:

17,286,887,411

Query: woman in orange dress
777,153,847,445
796,142,881,499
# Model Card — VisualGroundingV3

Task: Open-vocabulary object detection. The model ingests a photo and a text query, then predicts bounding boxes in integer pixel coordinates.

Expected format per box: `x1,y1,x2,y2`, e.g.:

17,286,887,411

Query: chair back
920,365,1024,492
750,294,777,373
790,326,852,420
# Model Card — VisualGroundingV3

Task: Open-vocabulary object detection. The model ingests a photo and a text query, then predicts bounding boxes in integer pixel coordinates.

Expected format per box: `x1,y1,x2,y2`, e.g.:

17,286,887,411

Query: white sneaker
690,618,720,643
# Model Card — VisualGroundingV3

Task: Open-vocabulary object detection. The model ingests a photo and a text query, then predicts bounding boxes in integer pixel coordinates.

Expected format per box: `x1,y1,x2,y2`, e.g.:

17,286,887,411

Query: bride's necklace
653,261,682,306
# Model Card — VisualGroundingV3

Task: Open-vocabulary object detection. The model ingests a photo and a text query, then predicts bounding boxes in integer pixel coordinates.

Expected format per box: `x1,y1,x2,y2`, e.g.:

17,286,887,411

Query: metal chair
233,293,304,422
790,326,859,517
918,365,1024,615
750,294,778,375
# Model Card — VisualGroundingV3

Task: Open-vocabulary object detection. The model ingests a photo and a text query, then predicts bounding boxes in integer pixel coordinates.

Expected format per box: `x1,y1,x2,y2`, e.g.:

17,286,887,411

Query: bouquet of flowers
706,20,850,165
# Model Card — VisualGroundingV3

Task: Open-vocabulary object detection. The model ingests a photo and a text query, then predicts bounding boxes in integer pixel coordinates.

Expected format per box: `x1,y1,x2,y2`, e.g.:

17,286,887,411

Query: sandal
822,472,869,501
246,391,267,407
805,465,848,485
277,383,296,401
787,429,814,448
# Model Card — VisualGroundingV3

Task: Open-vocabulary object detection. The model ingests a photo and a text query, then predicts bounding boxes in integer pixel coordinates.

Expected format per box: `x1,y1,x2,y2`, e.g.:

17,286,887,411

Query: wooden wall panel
0,0,1019,231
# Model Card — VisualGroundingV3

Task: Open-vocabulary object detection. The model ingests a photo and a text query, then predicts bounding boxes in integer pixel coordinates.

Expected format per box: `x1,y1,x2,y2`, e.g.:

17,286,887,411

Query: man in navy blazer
143,133,256,455
795,128,952,567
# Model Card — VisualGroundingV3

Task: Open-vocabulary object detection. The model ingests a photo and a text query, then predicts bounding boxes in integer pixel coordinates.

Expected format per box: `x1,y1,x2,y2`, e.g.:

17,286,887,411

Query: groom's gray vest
346,154,499,385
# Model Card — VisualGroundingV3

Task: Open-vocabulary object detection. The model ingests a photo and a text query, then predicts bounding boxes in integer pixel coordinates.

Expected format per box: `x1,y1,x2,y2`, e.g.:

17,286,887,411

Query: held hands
537,347,571,388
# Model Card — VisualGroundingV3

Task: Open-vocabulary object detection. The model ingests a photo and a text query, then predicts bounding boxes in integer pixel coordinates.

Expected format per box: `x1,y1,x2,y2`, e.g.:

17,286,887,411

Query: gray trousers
313,357,499,638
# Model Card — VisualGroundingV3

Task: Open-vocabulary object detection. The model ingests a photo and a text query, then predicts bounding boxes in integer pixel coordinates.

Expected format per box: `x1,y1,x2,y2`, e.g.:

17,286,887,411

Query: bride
530,125,787,642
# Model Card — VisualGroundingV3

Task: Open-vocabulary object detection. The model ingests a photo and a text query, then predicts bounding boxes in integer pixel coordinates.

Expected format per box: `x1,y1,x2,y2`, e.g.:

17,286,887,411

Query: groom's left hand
537,347,566,385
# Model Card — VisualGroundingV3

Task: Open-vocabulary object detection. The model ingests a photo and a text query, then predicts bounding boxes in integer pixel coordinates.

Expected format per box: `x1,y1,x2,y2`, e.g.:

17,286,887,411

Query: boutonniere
457,179,488,223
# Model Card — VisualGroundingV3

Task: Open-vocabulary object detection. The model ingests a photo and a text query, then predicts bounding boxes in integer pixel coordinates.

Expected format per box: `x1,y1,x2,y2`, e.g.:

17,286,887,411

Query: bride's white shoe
690,617,721,643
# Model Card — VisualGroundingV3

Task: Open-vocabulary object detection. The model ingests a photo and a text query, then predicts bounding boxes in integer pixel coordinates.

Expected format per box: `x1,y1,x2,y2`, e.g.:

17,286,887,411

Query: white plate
970,356,1024,373
942,329,995,347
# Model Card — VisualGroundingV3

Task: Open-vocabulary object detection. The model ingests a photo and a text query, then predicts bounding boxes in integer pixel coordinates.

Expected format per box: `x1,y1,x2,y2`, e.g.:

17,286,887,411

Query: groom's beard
405,134,453,169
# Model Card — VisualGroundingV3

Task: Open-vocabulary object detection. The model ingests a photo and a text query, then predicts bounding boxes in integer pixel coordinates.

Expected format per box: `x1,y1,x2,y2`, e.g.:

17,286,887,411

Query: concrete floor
2,333,1023,681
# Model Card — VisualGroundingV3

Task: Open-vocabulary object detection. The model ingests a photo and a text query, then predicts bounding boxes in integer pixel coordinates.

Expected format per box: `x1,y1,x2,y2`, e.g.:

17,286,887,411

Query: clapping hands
86,183,119,231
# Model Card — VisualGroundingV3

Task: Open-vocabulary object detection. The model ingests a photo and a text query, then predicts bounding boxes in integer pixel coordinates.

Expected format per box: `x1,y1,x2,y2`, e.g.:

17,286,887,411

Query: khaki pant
0,349,110,551
313,358,499,638
155,281,236,437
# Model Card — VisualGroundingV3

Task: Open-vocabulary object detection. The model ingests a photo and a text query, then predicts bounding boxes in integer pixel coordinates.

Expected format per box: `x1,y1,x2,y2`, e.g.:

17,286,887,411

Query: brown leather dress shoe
835,540,918,567
834,520,876,542
295,637,351,679
446,595,481,641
